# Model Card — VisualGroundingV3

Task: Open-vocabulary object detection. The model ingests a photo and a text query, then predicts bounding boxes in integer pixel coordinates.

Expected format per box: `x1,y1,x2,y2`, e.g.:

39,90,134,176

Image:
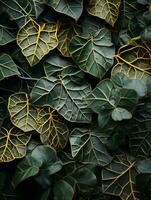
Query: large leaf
8,92,38,132
87,0,121,26
69,28,115,78
102,154,139,200
0,53,20,80
0,127,31,162
70,128,112,166
47,0,83,21
17,17,58,66
13,145,62,186
37,107,69,149
31,59,92,123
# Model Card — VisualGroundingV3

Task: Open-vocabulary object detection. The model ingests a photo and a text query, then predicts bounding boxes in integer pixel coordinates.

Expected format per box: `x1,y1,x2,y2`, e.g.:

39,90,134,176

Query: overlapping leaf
57,20,80,57
112,42,151,95
37,107,69,149
70,128,112,166
69,28,115,78
47,0,83,21
0,53,20,80
8,92,38,132
0,127,31,162
102,154,139,200
17,17,58,66
31,54,92,123
87,0,121,26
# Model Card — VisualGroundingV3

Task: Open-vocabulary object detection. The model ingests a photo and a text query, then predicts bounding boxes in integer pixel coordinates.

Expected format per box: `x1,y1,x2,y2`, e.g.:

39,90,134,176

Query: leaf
57,20,80,57
102,154,140,200
0,0,34,25
17,17,58,66
47,0,83,21
36,107,69,150
111,107,132,121
0,53,20,80
30,145,62,175
137,159,151,173
8,92,38,132
87,0,121,26
0,25,16,45
129,125,151,158
69,28,115,78
31,62,92,123
70,128,112,166
0,127,31,163
112,42,151,95
53,180,74,200
13,145,62,186
12,156,39,187
86,79,138,114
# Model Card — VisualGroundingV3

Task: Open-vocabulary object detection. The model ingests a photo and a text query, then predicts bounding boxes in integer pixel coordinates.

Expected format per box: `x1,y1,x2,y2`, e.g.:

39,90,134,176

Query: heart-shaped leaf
87,0,121,26
8,92,38,132
69,28,115,78
0,127,31,162
102,154,139,200
17,17,58,66
37,107,69,150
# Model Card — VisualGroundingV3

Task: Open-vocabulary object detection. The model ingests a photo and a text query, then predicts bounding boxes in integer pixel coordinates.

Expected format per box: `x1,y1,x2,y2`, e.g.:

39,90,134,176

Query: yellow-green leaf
8,92,38,132
17,17,58,66
37,107,69,150
102,154,140,200
0,127,31,163
57,20,80,57
87,0,121,26
112,42,151,80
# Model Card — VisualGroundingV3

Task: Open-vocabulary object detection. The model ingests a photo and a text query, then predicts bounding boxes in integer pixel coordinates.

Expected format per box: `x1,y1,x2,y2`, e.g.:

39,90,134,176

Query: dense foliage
0,0,151,199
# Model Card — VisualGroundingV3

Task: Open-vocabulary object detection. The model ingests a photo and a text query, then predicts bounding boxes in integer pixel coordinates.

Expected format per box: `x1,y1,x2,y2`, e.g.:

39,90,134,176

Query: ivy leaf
0,127,31,163
57,20,80,57
69,28,115,78
0,25,16,45
53,180,74,200
70,128,112,166
0,53,20,80
31,57,92,123
17,17,58,66
102,154,140,200
13,145,62,186
112,42,151,96
8,92,38,132
37,107,69,150
87,0,121,27
47,0,83,21
0,0,34,25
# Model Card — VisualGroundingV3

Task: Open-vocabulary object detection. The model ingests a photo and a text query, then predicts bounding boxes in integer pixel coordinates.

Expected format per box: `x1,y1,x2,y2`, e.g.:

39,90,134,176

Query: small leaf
0,25,16,45
70,128,112,166
102,154,139,200
17,17,58,66
69,29,115,78
53,180,74,200
111,107,132,121
47,0,83,21
0,53,20,80
87,0,121,26
0,127,31,163
37,107,69,150
8,92,38,132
